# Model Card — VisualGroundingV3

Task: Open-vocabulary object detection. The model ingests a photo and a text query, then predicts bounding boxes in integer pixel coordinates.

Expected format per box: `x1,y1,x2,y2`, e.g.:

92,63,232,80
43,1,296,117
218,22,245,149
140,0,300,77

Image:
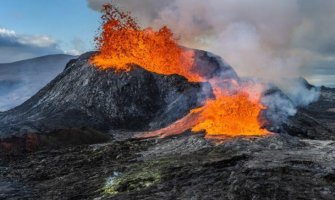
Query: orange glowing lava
93,4,269,139
91,4,202,82
139,85,268,139
191,89,268,138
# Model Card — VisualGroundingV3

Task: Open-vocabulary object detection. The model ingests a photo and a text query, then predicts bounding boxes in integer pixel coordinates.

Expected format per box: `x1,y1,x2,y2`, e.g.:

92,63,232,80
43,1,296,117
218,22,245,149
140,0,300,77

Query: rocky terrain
1,129,335,199
0,50,235,138
0,50,335,199
285,86,335,140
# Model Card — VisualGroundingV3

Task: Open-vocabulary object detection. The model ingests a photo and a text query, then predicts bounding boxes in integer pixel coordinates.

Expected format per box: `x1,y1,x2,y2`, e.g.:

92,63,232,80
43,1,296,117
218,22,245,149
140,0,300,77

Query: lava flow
191,85,268,138
92,4,269,139
140,83,268,139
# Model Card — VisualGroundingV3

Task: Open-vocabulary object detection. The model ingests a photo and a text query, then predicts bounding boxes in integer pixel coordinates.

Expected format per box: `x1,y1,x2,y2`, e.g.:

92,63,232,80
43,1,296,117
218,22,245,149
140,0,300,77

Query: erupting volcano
92,4,268,139
2,2,335,199
91,4,201,82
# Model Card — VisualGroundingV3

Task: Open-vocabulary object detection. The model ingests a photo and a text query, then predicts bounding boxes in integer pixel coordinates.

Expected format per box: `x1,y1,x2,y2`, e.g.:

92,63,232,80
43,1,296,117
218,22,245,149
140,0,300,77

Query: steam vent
1,3,335,200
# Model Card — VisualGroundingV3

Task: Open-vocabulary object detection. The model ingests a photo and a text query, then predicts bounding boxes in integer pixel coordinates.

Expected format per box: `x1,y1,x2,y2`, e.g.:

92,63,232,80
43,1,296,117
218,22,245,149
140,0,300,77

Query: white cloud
0,27,57,47
0,27,62,63
65,38,87,56
65,49,81,56
18,35,56,48
0,28,16,36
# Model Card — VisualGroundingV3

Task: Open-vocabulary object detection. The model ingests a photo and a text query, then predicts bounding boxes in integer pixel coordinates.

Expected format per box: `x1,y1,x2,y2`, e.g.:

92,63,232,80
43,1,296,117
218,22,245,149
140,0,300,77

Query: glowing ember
91,4,202,82
93,4,269,139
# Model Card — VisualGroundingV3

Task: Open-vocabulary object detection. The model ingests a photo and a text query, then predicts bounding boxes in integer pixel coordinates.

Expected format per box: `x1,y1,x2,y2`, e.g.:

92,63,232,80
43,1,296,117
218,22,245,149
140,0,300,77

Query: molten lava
91,4,202,82
191,88,268,138
140,84,268,139
93,4,269,139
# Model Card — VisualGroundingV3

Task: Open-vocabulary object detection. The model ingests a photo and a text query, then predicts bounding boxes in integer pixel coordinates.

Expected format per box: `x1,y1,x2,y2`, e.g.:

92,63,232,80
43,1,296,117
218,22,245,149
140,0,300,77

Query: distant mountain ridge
0,54,75,111
0,54,73,65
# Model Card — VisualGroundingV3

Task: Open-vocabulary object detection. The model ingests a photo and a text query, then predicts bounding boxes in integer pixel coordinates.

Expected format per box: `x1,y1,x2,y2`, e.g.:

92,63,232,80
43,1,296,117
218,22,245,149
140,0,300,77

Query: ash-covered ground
0,51,335,200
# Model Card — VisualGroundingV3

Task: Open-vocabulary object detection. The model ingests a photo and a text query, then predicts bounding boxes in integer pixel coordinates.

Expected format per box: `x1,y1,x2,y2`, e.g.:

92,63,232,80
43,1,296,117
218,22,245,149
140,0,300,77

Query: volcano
1,4,335,200
0,49,237,139
0,49,335,199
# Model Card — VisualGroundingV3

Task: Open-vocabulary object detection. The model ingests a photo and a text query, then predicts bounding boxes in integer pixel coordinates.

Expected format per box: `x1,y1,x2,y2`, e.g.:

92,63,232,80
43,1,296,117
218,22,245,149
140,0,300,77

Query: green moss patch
104,169,161,195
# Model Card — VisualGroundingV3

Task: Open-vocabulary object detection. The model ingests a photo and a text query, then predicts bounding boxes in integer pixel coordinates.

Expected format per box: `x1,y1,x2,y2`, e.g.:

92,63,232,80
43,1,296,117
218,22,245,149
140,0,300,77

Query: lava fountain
91,4,202,82
91,4,269,139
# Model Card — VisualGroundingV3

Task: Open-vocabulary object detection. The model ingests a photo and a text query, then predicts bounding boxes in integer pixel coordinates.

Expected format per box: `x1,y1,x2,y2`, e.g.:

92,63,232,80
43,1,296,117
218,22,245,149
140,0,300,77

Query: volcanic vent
0,47,243,138
0,4,269,140
91,4,269,139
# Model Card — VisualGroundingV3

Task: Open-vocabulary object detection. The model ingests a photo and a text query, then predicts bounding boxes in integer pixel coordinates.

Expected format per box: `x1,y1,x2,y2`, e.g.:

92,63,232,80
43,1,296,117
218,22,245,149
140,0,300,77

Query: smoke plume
87,1,334,80
87,0,330,123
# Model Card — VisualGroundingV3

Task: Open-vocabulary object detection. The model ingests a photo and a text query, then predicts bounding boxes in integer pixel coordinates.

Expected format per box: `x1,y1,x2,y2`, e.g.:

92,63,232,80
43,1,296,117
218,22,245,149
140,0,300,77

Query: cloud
65,38,87,56
0,28,16,36
0,27,62,63
86,0,335,87
87,0,169,26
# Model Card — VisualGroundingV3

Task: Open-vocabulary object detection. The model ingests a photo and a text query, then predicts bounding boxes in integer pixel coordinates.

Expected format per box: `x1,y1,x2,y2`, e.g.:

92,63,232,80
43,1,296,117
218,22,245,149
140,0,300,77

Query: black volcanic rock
1,49,335,200
1,134,335,200
284,87,335,140
0,128,111,156
0,50,237,138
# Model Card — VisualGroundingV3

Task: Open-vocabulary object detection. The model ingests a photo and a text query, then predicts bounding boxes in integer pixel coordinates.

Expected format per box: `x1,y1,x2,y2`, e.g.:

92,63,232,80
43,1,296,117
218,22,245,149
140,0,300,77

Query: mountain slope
0,54,75,111
1,50,335,199
0,50,236,138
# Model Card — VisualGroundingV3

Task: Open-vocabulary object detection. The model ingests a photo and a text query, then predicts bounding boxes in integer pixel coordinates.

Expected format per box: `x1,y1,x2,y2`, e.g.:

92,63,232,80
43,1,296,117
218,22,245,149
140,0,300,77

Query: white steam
87,0,326,123
86,0,324,80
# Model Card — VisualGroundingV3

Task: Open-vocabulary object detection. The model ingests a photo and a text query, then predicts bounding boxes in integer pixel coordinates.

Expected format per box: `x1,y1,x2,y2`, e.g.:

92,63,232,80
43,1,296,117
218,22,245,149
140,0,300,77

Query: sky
0,0,100,62
0,0,334,87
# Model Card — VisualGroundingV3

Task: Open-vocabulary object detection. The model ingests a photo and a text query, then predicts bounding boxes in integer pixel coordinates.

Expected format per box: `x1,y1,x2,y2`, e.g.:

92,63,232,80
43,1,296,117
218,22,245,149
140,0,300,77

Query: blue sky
0,0,100,62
